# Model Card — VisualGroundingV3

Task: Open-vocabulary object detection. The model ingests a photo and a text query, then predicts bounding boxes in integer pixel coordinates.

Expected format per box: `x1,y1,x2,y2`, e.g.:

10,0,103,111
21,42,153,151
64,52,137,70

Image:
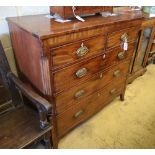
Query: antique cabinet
127,14,155,83
7,12,142,148
146,26,155,64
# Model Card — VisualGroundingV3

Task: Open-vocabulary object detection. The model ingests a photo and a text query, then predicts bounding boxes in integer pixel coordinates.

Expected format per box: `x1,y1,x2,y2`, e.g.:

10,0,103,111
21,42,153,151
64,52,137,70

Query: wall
0,6,49,74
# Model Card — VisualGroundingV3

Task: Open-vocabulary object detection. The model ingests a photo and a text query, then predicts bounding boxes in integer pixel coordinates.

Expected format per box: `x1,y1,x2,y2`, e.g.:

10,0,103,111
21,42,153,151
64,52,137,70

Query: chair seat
0,105,52,149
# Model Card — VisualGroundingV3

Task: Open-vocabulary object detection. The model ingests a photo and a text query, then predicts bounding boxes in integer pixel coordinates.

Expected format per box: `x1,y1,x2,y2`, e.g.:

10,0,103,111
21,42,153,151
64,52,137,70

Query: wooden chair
0,41,53,149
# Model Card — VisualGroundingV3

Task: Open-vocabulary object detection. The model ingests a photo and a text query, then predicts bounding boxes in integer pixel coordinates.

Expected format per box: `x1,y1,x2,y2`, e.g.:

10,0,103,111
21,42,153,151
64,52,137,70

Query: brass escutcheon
117,51,125,60
74,110,84,118
76,68,87,78
113,70,121,77
74,89,85,99
76,43,89,57
110,88,117,95
121,33,128,42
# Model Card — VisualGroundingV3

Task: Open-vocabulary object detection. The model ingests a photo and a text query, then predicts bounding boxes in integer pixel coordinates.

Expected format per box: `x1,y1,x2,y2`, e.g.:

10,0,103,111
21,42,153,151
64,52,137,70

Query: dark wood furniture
0,51,12,112
127,13,155,83
143,15,155,65
7,11,142,148
0,76,13,114
0,41,53,149
50,6,113,19
0,76,10,103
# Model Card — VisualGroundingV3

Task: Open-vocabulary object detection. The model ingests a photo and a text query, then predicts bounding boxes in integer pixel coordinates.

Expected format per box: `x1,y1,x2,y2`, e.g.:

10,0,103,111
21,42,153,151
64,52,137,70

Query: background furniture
50,6,113,19
0,41,53,149
7,11,142,148
127,13,155,83
0,75,13,114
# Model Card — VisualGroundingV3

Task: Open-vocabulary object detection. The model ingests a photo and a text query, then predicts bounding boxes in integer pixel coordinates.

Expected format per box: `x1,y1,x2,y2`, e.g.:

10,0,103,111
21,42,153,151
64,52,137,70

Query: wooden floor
58,64,155,149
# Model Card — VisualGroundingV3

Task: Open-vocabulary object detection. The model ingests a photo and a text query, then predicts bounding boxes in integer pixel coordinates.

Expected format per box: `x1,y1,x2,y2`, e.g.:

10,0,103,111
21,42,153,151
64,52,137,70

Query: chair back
0,41,23,110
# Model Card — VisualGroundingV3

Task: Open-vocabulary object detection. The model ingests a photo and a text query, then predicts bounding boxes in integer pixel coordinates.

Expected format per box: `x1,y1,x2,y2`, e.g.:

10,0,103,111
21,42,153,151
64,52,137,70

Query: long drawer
55,60,130,114
57,80,125,137
51,35,105,68
53,42,135,92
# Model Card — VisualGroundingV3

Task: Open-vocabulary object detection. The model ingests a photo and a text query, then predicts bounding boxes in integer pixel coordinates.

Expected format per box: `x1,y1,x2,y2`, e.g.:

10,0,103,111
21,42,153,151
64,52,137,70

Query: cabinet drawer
106,42,135,65
53,54,108,92
107,27,138,48
51,35,105,68
53,42,134,92
55,61,130,114
57,81,124,137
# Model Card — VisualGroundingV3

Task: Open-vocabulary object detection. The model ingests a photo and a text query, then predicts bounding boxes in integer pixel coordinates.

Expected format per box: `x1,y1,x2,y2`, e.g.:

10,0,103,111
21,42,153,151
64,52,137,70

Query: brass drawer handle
76,43,89,57
113,70,121,77
110,88,117,95
76,68,87,78
121,33,128,42
74,110,84,118
74,89,85,99
117,52,125,60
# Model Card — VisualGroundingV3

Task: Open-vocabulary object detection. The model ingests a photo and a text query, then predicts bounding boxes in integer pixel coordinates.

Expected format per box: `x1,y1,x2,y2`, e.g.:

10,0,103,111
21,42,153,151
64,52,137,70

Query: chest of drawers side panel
8,22,51,95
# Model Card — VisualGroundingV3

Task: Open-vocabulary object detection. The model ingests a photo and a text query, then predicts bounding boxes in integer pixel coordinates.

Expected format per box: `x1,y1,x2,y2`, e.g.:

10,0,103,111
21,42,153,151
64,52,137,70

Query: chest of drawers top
7,12,142,40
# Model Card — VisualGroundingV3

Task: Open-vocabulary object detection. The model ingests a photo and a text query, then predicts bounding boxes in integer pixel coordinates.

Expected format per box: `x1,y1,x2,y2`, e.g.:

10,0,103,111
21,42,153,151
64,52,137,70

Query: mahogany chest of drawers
7,12,142,148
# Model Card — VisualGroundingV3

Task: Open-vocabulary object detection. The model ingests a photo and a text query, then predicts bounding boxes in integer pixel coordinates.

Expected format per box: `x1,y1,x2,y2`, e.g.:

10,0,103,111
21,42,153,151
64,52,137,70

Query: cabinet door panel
133,27,152,72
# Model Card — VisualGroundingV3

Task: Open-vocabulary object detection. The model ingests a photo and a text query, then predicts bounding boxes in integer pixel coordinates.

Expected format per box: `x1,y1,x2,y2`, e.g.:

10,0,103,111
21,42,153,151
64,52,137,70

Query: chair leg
51,117,59,149
44,132,52,149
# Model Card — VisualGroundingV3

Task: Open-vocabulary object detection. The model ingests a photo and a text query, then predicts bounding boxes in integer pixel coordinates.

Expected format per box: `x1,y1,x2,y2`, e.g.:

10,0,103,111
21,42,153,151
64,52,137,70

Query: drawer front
52,36,105,68
106,42,135,65
55,60,130,114
53,54,108,92
53,42,134,92
107,27,138,49
57,81,124,137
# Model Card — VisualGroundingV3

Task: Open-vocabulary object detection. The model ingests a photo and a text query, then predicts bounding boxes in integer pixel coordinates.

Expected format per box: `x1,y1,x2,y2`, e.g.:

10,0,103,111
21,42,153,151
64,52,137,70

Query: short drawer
106,42,135,65
51,35,105,68
57,81,124,137
107,27,138,49
55,60,130,114
53,42,135,92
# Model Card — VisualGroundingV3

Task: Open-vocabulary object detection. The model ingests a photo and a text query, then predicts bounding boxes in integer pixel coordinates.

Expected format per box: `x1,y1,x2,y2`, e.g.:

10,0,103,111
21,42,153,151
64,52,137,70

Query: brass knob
99,73,103,79
121,33,128,42
113,70,121,77
75,68,87,78
97,93,101,97
102,54,106,59
74,110,84,118
74,89,85,99
117,52,125,60
76,43,89,57
110,88,117,95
